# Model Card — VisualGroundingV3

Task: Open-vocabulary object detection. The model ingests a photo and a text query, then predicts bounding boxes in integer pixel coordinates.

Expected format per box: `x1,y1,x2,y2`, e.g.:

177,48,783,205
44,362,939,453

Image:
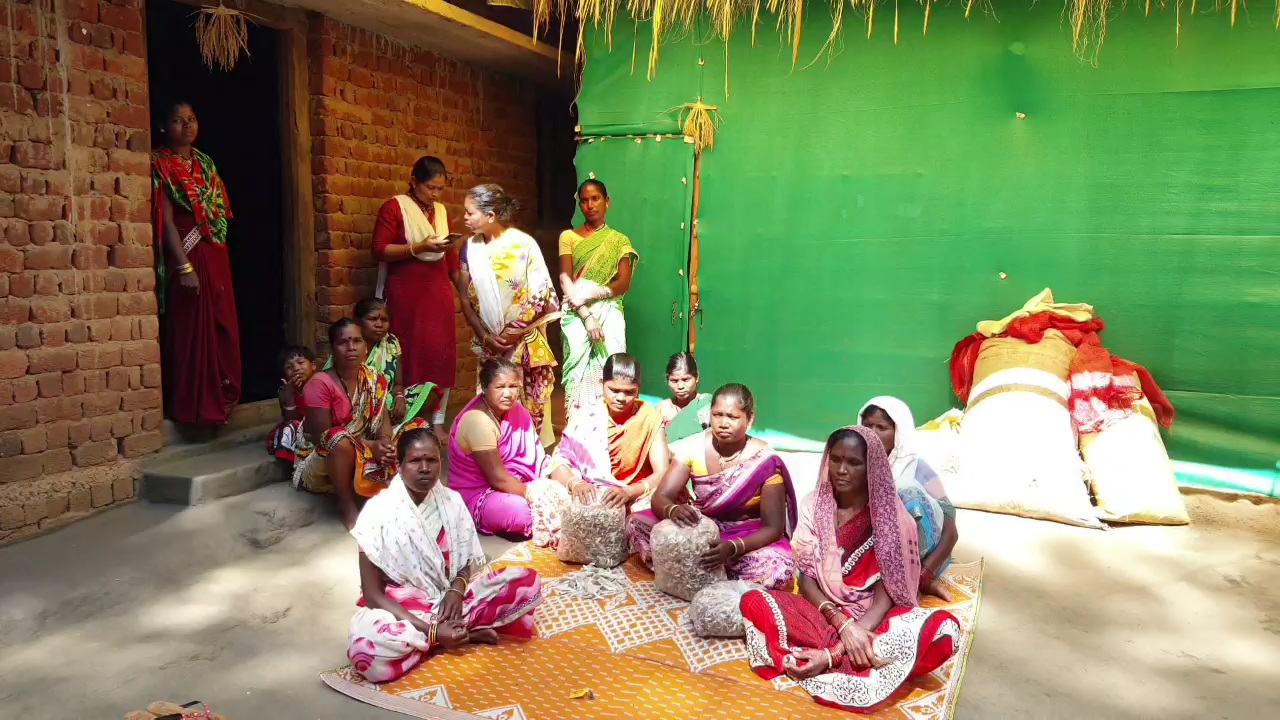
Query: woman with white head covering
859,396,958,601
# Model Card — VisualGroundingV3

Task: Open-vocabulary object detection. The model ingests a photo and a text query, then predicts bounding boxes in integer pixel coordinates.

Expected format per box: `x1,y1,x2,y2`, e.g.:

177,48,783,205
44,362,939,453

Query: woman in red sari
152,101,240,425
739,426,961,713
371,156,462,445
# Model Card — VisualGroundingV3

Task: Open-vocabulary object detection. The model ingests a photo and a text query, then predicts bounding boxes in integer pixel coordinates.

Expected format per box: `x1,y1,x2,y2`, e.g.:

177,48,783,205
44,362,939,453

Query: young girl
328,298,444,439
859,396,959,601
267,345,316,465
656,351,711,444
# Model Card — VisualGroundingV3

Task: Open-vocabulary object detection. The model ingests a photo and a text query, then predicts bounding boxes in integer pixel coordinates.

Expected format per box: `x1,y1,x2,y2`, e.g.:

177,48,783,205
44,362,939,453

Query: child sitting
267,345,316,465
655,351,711,443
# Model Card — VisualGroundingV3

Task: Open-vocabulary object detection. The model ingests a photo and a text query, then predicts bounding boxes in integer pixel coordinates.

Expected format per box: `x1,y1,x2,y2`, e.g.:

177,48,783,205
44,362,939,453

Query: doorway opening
145,0,286,410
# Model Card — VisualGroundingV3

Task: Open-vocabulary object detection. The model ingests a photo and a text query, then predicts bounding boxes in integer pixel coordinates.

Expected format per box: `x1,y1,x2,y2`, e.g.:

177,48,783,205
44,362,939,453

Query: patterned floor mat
321,544,984,719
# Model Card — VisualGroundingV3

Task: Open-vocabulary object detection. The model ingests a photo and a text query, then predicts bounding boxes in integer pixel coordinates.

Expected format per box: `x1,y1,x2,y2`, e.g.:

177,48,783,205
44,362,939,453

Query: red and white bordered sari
348,477,542,683
740,426,960,713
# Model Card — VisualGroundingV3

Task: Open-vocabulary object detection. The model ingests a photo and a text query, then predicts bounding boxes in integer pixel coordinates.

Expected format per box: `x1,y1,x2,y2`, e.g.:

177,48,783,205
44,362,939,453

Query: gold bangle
817,601,836,616
837,617,856,636
824,647,833,669
176,262,194,275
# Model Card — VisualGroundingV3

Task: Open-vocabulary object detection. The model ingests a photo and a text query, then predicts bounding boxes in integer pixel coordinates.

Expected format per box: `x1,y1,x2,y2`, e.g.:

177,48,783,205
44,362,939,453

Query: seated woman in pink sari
626,384,797,590
348,428,542,683
447,357,575,538
739,426,961,714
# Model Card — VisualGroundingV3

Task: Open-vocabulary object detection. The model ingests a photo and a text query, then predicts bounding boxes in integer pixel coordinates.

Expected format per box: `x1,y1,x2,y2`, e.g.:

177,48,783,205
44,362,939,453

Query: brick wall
307,17,539,410
0,0,161,543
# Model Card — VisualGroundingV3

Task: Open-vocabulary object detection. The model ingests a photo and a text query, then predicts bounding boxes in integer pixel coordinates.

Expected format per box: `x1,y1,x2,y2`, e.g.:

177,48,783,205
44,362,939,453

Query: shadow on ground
0,484,1277,719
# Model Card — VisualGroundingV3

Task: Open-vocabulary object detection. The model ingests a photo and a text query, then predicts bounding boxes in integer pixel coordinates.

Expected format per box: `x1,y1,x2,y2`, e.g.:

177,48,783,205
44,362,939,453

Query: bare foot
470,628,499,645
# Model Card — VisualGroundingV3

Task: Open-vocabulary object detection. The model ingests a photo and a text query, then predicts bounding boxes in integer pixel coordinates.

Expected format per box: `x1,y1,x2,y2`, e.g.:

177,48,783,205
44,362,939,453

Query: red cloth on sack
949,313,1174,430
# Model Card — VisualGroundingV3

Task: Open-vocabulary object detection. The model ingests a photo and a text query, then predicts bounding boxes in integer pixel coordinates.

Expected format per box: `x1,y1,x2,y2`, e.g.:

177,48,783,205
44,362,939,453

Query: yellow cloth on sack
975,288,1095,338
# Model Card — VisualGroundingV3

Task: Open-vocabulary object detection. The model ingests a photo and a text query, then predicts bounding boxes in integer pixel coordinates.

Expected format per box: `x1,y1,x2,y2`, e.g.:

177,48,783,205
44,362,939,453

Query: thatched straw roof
533,0,1274,74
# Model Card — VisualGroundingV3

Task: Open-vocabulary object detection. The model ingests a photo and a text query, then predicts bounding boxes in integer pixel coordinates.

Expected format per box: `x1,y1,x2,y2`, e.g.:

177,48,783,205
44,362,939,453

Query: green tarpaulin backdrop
574,3,1280,493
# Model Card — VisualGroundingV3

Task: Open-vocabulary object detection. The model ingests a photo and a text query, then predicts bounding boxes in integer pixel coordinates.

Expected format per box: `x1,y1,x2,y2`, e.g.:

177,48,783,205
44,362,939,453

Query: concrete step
161,399,280,447
142,443,290,506
143,420,280,469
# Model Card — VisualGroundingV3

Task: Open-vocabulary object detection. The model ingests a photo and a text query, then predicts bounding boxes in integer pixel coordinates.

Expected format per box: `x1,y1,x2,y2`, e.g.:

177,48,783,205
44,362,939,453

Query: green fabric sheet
576,4,1280,487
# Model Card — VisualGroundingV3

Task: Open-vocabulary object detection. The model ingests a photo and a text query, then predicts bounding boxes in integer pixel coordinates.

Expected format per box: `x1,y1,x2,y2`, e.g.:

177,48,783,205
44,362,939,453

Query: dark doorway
146,0,286,408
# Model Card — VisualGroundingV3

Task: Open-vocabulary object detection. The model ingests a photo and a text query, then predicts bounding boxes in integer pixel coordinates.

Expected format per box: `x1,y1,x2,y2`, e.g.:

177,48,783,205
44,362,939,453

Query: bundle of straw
669,98,720,153
195,4,253,72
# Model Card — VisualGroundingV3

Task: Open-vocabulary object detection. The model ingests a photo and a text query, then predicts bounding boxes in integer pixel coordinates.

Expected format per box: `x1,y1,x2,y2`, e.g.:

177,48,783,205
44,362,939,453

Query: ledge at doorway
277,0,570,90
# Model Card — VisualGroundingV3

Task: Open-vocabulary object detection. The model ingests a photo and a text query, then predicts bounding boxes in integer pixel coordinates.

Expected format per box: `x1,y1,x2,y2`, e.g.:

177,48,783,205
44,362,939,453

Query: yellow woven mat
321,545,984,720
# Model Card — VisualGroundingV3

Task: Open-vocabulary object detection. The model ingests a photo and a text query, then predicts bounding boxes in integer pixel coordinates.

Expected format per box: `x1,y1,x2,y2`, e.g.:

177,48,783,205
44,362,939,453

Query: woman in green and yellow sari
559,179,639,412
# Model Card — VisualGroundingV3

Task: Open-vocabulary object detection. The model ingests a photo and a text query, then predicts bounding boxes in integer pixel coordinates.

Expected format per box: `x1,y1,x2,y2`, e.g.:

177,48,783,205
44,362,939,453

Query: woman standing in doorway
371,156,461,444
457,184,560,446
559,179,637,412
152,100,240,426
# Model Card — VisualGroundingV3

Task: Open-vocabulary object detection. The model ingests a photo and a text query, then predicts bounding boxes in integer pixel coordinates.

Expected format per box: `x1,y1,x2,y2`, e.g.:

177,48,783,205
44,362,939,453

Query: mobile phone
441,232,465,244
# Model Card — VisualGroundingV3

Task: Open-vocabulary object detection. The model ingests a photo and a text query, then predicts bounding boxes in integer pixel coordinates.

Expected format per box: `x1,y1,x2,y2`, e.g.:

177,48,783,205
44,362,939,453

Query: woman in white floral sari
348,428,543,683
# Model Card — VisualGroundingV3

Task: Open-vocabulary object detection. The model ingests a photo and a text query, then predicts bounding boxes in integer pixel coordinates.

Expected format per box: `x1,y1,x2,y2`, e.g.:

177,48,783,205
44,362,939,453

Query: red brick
28,221,54,246
117,291,155,316
141,363,161,387
13,378,38,404
107,101,148,129
121,431,162,458
106,366,131,392
36,396,82,423
141,409,163,432
83,391,121,417
45,493,70,521
121,388,159,412
90,479,113,506
73,439,117,467
111,412,133,438
4,220,29,247
29,296,71,323
92,222,121,246
102,269,127,292
109,316,133,342
110,196,148,223
73,293,118,320
66,321,89,344
100,3,143,31
67,420,91,447
125,269,154,292
0,404,37,431
7,275,34,299
20,172,47,195
23,499,48,525
0,166,20,194
77,343,122,370
112,473,135,500
122,31,146,58
53,220,75,244
120,222,151,246
12,142,59,171
88,320,112,342
20,426,46,454
28,346,77,373
24,244,73,270
34,270,59,294
109,244,150,268
72,244,110,271
35,372,62,399
41,323,67,347
0,247,24,273
0,328,13,352
89,415,113,441
0,432,20,457
46,421,69,449
42,449,73,474
16,325,40,349
0,454,42,483
120,340,159,367
0,505,24,530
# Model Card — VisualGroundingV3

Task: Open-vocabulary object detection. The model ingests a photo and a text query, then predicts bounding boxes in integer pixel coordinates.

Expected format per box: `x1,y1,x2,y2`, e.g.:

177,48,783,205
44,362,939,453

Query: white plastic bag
556,493,630,567
651,516,726,601
688,580,760,638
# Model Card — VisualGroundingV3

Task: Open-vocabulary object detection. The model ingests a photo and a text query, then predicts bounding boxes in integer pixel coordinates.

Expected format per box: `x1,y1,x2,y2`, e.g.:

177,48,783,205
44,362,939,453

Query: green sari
325,334,437,432
560,226,638,410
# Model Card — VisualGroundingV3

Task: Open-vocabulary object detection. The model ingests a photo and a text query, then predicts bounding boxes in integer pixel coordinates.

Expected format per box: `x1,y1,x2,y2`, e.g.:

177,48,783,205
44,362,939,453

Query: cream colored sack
951,331,1102,528
1081,388,1189,526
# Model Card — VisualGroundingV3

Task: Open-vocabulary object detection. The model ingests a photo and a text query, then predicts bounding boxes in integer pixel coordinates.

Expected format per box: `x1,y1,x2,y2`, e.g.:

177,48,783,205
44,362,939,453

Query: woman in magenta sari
739,426,960,714
447,358,575,538
626,384,796,590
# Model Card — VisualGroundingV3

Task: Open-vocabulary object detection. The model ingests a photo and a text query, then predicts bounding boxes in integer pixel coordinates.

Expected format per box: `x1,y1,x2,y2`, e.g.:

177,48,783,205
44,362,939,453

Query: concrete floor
1,483,1278,720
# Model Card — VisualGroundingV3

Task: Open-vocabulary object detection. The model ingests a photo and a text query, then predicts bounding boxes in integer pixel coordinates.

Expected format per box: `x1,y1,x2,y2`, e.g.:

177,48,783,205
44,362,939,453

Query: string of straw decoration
533,0,1280,76
194,4,255,72
668,98,721,153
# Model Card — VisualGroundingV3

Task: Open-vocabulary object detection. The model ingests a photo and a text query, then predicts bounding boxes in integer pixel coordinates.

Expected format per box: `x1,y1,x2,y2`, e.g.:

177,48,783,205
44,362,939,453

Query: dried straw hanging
195,4,253,72
669,98,720,153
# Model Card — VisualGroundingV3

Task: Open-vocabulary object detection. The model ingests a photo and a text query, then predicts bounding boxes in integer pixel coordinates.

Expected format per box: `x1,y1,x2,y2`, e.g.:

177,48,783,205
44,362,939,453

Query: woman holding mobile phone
372,156,464,444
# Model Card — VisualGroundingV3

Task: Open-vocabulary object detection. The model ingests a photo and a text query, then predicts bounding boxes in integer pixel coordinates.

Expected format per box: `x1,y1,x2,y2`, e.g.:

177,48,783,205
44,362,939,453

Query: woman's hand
411,238,452,256
178,271,200,294
585,316,605,343
280,379,296,404
497,325,526,346
570,480,596,505
783,649,831,681
482,333,513,355
368,438,396,466
568,284,596,308
667,504,701,527
435,619,470,649
920,573,952,602
839,622,884,670
600,484,641,510
437,586,465,621
699,539,735,571
391,393,407,423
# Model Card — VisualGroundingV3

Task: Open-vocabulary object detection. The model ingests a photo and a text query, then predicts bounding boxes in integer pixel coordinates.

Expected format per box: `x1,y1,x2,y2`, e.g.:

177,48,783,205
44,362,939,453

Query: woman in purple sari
626,384,797,589
447,357,575,538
